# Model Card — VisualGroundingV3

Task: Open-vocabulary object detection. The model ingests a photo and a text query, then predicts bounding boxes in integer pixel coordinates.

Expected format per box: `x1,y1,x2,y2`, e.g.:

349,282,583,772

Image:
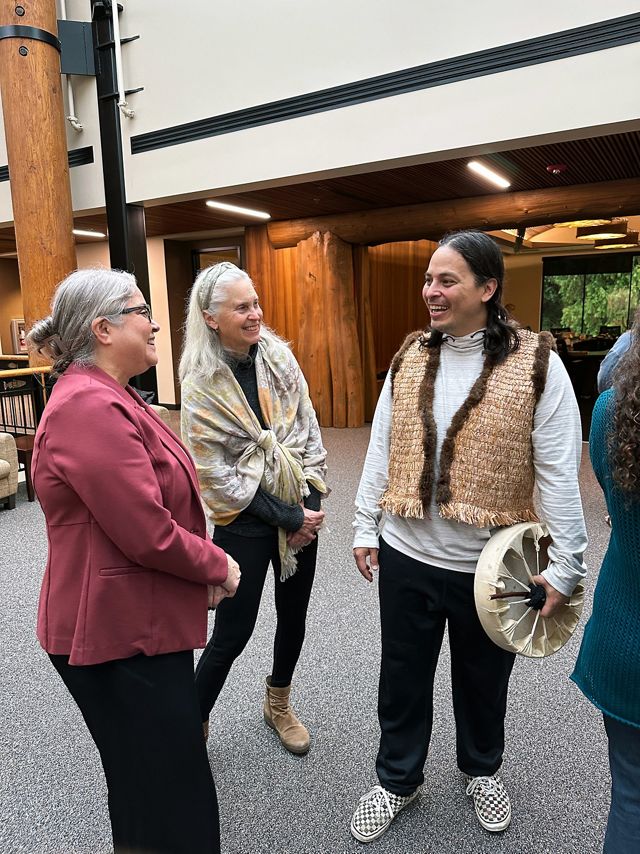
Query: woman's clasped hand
208,553,242,608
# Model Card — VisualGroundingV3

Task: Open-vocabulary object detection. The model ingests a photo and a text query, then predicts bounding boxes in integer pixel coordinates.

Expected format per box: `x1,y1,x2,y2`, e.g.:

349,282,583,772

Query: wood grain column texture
0,0,76,364
245,223,298,345
296,231,364,428
353,245,377,422
369,240,437,375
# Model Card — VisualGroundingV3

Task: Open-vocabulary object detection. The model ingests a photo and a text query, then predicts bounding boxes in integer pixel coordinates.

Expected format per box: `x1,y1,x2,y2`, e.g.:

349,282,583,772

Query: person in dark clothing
179,262,327,755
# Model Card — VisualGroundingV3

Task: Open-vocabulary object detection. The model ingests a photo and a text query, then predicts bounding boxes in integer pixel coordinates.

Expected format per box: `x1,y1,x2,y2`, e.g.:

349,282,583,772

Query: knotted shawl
181,336,327,579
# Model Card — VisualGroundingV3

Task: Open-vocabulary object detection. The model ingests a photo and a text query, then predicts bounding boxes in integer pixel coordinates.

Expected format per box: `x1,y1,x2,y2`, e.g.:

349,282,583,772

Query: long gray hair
179,261,280,381
26,268,138,375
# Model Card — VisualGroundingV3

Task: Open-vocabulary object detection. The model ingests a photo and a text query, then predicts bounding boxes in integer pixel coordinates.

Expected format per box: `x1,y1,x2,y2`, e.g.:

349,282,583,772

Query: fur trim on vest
380,329,554,528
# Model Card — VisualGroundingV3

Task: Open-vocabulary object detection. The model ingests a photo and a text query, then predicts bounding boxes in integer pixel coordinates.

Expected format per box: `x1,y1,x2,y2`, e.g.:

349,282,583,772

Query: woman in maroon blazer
27,268,240,854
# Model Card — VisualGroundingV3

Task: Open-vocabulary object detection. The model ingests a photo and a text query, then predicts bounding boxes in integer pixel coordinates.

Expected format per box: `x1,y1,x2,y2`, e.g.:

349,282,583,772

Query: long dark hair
427,230,520,362
610,308,640,493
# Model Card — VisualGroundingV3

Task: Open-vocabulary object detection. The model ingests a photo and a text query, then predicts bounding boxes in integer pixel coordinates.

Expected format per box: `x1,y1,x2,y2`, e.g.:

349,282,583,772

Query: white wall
0,0,104,225
0,0,638,220
119,0,640,204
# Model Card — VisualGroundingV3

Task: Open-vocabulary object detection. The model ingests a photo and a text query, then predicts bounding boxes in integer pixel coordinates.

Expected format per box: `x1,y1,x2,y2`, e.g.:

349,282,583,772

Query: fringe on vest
380,329,553,528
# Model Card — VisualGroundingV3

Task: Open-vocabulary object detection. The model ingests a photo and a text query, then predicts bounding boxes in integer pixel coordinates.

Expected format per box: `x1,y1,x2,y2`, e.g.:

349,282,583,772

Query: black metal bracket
98,86,144,102
58,20,95,76
0,24,60,52
96,34,140,50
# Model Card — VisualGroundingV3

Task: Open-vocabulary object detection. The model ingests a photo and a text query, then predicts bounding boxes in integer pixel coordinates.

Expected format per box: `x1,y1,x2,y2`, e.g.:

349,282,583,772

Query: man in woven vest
350,230,586,843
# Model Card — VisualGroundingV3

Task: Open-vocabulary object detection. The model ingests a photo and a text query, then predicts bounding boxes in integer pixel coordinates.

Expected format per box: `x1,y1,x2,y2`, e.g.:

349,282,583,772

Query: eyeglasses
120,303,152,320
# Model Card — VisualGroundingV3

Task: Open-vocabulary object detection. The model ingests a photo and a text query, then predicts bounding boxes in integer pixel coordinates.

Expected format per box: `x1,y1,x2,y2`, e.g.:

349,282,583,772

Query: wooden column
296,231,364,428
245,223,299,346
0,0,76,361
353,246,378,422
245,224,278,328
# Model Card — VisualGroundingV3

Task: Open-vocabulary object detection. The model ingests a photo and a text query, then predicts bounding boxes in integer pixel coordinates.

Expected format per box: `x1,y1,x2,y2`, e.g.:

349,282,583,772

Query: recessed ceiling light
467,161,510,189
576,222,628,241
206,200,271,220
73,228,106,238
594,232,639,250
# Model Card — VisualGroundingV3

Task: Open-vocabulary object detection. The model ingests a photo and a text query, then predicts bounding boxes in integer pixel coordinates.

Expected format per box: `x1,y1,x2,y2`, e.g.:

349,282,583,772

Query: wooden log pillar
296,231,364,428
245,223,299,346
0,0,76,362
245,224,277,324
353,246,378,422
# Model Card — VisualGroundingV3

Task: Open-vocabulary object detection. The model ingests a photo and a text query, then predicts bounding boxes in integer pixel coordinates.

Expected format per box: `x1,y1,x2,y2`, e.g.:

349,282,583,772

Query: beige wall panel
75,242,110,268
147,237,176,405
504,255,543,331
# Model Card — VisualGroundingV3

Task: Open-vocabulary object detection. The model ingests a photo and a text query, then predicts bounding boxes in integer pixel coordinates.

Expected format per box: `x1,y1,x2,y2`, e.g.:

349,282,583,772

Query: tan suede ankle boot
263,677,310,755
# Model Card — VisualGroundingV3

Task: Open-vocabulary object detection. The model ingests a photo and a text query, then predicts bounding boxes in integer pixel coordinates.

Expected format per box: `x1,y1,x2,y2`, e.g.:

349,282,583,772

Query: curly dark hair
610,309,640,493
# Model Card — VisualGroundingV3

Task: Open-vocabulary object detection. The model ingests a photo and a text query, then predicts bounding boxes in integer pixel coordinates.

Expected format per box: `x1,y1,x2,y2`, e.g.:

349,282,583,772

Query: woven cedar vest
380,329,553,528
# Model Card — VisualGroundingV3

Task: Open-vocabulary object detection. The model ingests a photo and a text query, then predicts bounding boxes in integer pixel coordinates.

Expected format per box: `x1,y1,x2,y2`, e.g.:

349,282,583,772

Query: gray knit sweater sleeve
246,488,304,531
226,347,313,534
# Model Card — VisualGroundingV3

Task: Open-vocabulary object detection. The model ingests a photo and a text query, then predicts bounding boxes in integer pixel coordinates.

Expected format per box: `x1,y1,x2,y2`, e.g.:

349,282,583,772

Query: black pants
376,538,516,796
50,650,220,854
195,527,317,722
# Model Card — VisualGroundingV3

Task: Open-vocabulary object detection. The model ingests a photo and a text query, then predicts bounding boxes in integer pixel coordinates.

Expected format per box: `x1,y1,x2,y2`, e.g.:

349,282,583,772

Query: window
541,254,640,335
192,245,242,280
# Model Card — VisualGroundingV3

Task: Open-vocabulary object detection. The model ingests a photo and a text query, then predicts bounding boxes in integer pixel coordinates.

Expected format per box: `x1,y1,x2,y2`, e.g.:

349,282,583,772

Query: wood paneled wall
245,227,437,425
369,240,437,374
245,225,299,346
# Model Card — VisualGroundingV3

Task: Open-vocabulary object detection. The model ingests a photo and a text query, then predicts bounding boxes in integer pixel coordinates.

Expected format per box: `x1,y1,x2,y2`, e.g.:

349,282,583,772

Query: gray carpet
0,428,611,854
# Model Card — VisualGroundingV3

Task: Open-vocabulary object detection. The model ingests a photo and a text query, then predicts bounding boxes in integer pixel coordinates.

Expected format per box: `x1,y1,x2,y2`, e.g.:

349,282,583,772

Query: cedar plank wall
369,240,437,376
244,225,299,347
245,226,437,424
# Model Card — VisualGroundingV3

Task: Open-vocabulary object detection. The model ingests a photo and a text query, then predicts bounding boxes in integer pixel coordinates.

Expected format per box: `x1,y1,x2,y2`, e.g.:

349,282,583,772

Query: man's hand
353,547,379,582
530,573,570,618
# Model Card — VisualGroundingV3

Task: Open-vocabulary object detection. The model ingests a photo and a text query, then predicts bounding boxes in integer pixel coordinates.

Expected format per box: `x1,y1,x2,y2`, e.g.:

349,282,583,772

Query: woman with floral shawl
180,262,327,755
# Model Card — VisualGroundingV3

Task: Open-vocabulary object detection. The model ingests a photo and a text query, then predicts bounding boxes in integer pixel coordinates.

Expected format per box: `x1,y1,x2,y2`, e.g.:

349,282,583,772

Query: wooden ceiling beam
267,178,640,248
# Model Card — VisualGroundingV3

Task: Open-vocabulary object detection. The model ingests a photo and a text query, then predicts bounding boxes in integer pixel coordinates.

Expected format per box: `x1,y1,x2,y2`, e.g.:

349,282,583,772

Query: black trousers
376,538,516,796
50,650,220,854
195,527,317,722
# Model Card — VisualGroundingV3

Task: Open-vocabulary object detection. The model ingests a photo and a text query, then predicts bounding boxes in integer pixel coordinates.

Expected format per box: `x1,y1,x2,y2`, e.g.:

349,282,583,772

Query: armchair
0,432,19,509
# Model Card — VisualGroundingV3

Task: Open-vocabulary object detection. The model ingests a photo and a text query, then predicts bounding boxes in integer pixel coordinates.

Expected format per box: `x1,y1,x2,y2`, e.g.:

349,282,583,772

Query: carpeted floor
0,427,611,854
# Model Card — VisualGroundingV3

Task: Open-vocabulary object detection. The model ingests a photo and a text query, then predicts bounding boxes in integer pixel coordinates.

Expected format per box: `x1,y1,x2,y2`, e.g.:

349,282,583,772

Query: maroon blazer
33,365,228,666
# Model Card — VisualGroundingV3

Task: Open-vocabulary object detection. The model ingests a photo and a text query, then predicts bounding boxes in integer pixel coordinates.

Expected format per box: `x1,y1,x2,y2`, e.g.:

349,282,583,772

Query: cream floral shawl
181,336,327,579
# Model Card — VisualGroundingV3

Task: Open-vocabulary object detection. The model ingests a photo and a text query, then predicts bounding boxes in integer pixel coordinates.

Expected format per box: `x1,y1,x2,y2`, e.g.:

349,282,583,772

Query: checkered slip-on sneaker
350,784,419,843
465,774,511,832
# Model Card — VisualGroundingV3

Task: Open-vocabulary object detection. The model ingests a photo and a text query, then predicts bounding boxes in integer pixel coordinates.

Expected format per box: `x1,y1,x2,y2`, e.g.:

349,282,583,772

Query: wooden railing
0,366,52,436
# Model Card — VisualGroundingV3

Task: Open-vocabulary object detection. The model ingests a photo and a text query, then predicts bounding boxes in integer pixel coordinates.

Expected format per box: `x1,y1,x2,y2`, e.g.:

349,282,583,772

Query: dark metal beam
91,0,157,398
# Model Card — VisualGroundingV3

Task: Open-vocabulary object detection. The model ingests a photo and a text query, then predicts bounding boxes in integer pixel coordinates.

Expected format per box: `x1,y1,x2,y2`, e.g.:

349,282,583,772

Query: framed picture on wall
10,318,27,354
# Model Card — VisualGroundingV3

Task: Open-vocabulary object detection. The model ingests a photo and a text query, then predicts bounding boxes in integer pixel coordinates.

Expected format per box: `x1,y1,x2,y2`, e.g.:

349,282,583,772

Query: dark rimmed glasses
120,303,153,320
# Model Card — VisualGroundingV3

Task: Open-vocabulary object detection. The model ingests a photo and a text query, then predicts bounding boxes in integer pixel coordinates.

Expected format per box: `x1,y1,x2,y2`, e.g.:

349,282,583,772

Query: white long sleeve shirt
353,331,587,597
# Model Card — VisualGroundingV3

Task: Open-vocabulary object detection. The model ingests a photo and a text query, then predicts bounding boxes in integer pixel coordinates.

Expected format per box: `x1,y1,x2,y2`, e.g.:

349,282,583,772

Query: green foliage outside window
541,257,640,335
